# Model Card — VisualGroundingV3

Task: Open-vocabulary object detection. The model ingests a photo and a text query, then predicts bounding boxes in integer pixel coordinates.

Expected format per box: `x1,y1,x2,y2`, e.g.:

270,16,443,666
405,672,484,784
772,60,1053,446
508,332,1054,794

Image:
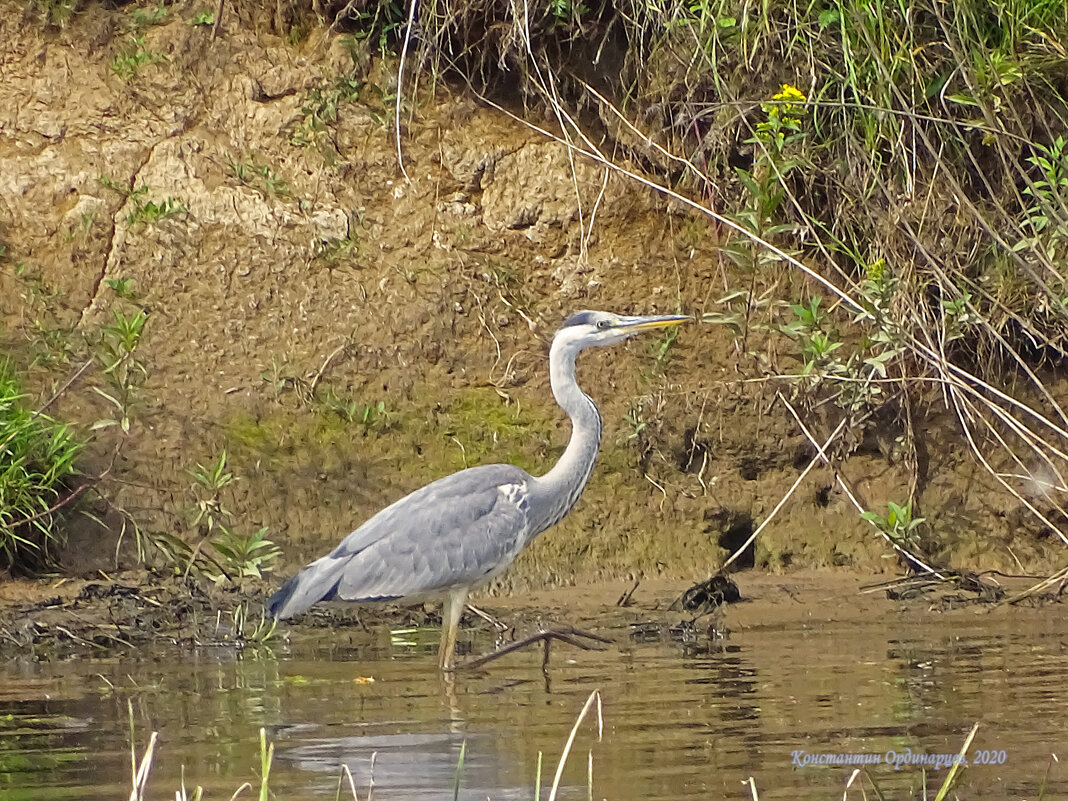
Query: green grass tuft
0,364,83,572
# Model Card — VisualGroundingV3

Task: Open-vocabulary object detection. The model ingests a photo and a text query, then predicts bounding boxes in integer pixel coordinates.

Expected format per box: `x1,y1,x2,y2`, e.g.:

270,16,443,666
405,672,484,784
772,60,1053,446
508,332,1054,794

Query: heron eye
596,320,610,330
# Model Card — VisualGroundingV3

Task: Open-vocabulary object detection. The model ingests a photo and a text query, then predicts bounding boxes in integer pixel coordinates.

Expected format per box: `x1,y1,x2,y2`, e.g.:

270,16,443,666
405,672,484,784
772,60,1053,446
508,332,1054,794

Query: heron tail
266,555,347,619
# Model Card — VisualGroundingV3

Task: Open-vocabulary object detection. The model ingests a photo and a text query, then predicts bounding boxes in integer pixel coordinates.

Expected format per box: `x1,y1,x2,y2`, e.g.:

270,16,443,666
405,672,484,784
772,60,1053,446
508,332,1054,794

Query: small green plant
941,292,979,343
646,325,681,375
99,178,186,228
91,308,149,435
702,289,781,337
104,277,137,301
97,175,129,194
1015,136,1068,260
208,527,282,581
28,0,81,25
345,0,406,55
289,77,364,148
0,365,83,571
259,359,291,395
189,9,214,25
779,296,846,377
708,279,904,410
187,452,281,581
620,401,646,444
27,324,74,371
257,165,289,195
126,196,187,227
358,399,388,429
131,2,167,27
229,154,291,196
109,35,160,80
63,210,96,242
776,287,905,413
190,451,235,534
722,84,809,275
317,389,388,431
12,263,63,327
9,263,79,373
862,500,925,550
853,258,898,320
313,233,359,265
732,84,809,238
362,81,400,130
548,0,589,26
221,602,279,644
676,216,708,251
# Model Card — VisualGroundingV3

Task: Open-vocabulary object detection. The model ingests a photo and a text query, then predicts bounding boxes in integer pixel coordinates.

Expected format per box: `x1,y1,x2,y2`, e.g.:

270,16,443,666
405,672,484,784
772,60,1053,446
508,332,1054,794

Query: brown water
2,614,1067,801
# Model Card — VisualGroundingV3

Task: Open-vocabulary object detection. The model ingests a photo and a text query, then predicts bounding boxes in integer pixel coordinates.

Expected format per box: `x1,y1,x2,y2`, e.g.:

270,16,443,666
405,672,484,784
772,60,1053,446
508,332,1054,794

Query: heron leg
438,587,468,671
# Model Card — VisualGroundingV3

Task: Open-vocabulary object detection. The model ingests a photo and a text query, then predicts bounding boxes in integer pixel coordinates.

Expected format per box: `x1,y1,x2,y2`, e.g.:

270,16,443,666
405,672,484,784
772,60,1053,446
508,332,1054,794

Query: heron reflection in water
267,310,689,669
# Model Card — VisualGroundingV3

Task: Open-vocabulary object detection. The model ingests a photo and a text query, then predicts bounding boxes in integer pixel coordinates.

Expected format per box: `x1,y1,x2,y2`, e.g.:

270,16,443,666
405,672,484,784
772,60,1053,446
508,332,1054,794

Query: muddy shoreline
2,568,1060,664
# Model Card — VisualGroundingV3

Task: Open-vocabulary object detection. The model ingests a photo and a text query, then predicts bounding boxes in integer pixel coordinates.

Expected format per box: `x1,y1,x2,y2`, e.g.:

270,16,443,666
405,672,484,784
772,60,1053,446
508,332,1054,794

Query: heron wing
267,464,532,618
331,463,532,600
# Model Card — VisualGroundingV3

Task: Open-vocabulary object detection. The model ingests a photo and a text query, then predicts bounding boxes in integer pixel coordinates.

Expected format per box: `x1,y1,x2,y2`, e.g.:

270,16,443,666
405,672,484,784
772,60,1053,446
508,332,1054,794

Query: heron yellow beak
618,314,691,332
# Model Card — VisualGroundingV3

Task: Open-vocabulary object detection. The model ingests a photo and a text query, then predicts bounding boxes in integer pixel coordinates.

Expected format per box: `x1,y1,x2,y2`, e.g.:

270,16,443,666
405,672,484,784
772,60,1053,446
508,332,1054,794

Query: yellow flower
866,259,886,282
773,83,807,103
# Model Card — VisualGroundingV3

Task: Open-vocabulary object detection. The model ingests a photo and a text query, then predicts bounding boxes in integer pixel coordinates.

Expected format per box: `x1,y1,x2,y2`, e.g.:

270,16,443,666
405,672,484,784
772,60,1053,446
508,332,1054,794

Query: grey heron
267,310,688,669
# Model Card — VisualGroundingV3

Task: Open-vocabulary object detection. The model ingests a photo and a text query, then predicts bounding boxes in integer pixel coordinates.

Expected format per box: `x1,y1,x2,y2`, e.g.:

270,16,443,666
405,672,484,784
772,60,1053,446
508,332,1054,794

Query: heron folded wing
330,463,532,602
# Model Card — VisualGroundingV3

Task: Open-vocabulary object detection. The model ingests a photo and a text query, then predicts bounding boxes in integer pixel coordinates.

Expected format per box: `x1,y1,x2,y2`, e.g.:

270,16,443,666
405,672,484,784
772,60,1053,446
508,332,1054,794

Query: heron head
556,310,690,349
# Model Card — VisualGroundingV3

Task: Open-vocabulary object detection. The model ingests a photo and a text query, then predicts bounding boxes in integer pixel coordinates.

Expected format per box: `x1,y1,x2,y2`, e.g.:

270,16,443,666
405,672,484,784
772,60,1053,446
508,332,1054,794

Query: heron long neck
530,337,603,534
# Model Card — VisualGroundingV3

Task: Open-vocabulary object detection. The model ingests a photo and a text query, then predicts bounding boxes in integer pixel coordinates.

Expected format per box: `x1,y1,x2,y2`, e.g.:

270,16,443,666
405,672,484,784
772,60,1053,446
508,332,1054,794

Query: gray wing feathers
266,553,350,619
268,464,531,618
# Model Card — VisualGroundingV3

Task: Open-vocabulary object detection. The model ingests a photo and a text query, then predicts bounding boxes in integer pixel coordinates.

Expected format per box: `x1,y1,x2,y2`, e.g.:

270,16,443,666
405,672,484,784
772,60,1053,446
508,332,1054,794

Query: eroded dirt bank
2,0,1067,599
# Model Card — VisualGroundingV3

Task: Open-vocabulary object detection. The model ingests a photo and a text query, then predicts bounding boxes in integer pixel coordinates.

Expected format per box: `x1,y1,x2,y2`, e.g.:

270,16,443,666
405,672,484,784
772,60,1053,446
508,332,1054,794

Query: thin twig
394,0,418,183
309,341,350,398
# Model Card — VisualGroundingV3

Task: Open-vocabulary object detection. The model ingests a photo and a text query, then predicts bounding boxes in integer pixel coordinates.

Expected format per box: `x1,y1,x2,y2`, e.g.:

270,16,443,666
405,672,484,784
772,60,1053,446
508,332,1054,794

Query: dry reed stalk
548,689,603,801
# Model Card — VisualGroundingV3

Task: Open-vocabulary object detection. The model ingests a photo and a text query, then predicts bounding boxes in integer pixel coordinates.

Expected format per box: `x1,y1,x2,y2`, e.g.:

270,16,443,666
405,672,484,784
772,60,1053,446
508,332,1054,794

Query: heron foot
461,626,612,671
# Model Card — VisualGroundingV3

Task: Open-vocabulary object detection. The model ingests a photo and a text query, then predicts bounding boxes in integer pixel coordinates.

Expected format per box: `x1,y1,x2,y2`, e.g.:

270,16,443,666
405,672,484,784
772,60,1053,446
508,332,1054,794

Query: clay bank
4,0,1068,591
